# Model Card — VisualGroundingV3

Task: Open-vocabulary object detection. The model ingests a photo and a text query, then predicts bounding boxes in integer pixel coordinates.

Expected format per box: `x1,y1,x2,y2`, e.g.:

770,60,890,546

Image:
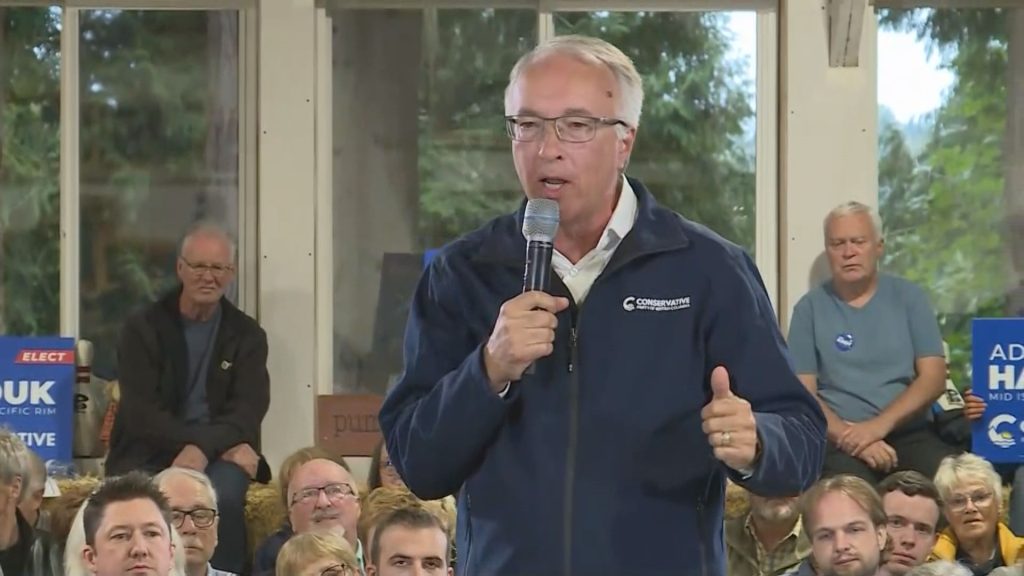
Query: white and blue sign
0,337,75,464
972,318,1024,462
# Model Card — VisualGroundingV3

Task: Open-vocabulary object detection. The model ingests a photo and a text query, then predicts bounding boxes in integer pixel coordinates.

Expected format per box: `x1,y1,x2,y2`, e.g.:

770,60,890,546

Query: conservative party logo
622,295,691,312
988,414,1018,448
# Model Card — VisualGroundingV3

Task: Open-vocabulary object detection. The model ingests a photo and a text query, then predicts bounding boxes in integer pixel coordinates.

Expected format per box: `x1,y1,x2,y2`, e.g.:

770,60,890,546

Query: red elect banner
15,350,76,365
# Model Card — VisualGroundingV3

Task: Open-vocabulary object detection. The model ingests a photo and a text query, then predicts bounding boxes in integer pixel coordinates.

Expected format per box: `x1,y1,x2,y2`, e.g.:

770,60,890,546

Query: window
329,6,760,393
555,11,757,250
77,10,240,377
877,6,1024,386
0,6,61,336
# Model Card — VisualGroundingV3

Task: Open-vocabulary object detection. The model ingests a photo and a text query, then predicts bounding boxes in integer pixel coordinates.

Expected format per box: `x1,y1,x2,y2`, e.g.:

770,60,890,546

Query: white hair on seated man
906,560,973,576
64,496,188,576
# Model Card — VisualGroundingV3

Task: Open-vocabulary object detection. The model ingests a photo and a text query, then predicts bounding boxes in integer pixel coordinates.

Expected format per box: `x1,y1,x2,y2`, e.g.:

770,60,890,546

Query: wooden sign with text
316,394,383,457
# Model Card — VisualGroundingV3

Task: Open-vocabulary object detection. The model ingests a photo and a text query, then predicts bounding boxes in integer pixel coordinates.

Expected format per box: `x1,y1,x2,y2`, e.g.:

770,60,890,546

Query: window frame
0,0,259,337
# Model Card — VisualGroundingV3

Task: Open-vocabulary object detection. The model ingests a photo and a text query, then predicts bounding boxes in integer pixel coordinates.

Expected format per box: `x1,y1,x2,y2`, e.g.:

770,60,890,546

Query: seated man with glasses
263,457,364,575
931,453,1024,574
155,467,235,576
106,221,271,575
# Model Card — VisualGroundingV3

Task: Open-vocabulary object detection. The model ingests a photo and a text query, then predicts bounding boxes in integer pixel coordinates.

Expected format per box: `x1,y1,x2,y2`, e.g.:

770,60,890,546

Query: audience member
0,428,60,575
252,446,348,575
726,492,810,576
79,472,176,576
18,450,55,532
106,221,272,574
961,388,1024,534
793,474,888,576
275,531,359,576
878,471,942,575
788,201,957,483
931,454,1024,575
368,507,452,576
368,441,406,492
155,467,236,576
358,486,455,571
64,488,188,576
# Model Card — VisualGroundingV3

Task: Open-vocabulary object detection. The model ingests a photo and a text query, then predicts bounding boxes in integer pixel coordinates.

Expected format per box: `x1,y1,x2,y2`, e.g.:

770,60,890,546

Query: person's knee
208,463,250,509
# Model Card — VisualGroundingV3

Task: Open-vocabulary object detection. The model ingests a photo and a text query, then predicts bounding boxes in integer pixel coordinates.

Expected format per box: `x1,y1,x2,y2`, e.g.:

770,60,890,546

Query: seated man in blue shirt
787,201,959,484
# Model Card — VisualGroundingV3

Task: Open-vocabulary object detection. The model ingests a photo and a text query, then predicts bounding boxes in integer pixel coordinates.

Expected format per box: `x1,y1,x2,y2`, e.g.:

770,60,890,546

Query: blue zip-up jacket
379,178,826,576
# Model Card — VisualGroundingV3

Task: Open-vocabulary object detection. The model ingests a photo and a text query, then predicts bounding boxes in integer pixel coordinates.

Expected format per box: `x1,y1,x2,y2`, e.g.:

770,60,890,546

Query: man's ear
83,545,98,573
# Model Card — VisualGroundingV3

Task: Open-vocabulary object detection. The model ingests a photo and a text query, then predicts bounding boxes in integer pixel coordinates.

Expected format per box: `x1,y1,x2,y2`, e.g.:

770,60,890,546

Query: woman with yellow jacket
931,453,1024,574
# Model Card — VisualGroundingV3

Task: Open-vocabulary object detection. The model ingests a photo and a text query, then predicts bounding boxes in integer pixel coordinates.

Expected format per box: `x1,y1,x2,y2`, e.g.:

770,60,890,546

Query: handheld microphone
522,198,559,292
521,198,559,375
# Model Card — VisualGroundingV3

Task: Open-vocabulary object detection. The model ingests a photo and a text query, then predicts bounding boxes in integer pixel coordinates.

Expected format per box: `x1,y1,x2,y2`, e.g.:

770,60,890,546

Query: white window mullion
538,8,554,43
59,7,80,339
314,7,334,395
755,8,780,316
238,5,259,316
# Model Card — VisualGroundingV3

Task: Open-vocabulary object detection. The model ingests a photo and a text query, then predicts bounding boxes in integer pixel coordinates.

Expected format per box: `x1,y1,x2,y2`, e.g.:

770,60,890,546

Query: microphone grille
522,198,560,242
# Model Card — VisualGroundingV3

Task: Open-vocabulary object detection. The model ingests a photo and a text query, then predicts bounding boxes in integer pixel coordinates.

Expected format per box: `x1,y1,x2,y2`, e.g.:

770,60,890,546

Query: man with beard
727,491,811,576
793,475,888,576
155,467,236,576
877,471,941,576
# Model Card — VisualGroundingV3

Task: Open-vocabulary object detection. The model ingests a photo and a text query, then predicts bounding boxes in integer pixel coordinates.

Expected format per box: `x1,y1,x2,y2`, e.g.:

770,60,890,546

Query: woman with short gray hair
932,453,1024,574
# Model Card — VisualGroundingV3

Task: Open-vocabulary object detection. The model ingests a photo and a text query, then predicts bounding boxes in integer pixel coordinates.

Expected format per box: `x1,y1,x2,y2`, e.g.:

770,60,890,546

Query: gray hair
22,450,46,498
933,453,1003,510
0,428,29,495
906,560,973,576
154,467,219,511
824,201,885,242
505,35,644,129
179,220,236,262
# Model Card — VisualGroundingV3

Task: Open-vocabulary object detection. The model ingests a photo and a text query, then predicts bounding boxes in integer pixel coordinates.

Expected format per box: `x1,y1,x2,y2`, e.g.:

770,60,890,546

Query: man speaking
378,35,825,576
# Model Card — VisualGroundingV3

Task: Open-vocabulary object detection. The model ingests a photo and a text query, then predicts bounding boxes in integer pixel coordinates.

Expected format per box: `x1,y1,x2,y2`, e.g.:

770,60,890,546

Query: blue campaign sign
972,318,1024,462
0,337,75,464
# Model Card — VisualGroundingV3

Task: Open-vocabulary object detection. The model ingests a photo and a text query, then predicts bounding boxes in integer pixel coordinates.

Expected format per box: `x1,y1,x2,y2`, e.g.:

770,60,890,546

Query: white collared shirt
549,176,638,304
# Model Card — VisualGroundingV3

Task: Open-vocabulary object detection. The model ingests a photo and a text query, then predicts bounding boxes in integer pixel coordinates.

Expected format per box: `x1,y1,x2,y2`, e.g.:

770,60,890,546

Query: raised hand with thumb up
700,366,760,472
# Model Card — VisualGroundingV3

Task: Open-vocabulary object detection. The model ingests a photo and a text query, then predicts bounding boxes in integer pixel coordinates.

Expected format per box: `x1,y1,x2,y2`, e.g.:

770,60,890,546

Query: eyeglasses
320,565,356,576
290,483,356,507
946,490,994,512
504,115,628,143
170,508,218,529
181,258,234,278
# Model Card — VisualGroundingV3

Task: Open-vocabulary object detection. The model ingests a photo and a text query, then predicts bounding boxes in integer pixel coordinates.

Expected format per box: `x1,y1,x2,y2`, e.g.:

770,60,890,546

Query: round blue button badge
835,333,855,352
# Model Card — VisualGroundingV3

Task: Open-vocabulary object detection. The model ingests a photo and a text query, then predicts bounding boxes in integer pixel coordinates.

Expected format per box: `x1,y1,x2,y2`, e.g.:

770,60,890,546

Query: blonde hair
801,474,888,539
933,453,1003,508
0,428,29,498
824,201,885,242
276,531,359,576
505,34,644,128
